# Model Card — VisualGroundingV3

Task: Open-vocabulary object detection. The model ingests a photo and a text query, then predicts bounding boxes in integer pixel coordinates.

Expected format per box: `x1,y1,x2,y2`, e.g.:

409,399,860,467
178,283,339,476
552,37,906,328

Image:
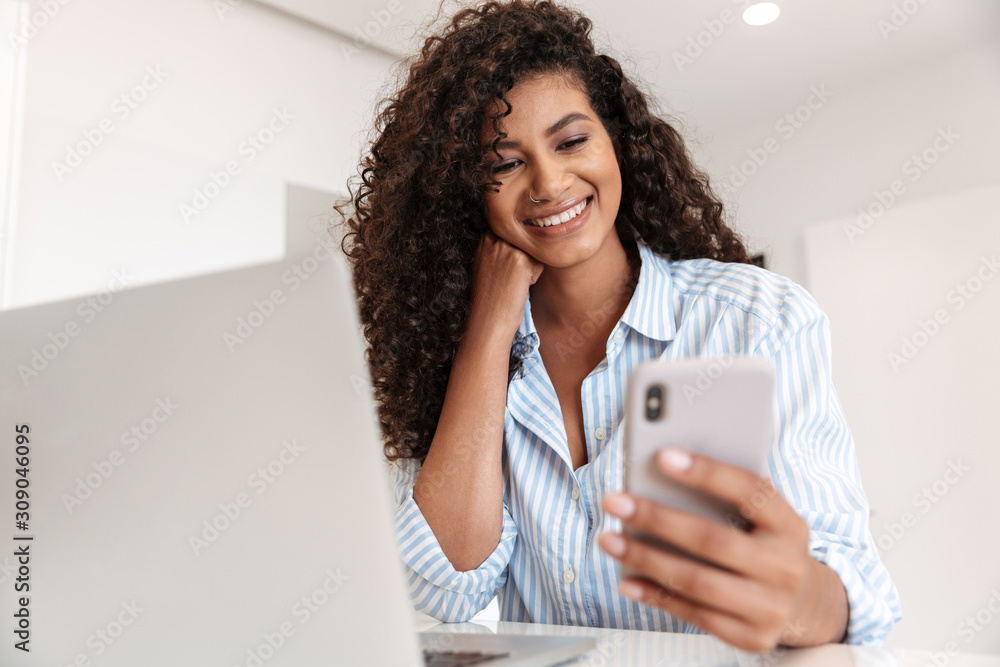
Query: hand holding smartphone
621,356,776,579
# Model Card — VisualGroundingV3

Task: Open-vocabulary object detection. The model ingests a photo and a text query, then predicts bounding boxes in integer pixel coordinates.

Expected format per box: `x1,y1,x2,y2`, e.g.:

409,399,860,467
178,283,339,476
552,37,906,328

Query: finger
598,530,768,624
655,449,796,531
617,577,782,653
603,492,760,576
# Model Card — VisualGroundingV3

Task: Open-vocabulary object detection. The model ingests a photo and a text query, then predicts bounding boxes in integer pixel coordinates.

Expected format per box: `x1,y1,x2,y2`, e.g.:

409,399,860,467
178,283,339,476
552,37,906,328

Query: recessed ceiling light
743,2,780,26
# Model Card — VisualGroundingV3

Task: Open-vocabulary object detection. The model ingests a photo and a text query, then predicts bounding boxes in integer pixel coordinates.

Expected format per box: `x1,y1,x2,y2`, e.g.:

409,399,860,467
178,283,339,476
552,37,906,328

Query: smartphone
621,356,776,579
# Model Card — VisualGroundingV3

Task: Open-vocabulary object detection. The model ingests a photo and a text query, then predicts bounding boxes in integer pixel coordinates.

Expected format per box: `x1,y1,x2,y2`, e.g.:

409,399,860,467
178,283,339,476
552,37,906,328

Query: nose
528,153,572,202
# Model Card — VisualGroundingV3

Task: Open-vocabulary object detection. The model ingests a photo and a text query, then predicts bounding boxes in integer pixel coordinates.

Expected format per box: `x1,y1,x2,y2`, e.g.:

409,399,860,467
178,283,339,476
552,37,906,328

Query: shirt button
594,427,607,441
612,331,623,344
571,487,580,501
563,567,575,584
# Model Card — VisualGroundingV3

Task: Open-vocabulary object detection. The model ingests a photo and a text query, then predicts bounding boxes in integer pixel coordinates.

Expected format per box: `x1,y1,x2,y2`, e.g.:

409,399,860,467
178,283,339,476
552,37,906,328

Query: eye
560,136,588,149
489,137,588,176
491,160,520,175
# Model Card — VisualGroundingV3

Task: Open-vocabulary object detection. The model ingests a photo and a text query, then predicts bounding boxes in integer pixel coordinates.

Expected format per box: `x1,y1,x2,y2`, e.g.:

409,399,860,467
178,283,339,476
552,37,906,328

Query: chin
527,235,607,269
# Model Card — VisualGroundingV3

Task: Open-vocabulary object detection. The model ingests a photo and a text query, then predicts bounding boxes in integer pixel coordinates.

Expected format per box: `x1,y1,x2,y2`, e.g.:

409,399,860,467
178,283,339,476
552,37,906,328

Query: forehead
481,72,593,141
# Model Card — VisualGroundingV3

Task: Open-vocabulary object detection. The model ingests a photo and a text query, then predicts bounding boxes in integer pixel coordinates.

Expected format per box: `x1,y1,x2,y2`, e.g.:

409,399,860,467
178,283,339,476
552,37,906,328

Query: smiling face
481,71,623,269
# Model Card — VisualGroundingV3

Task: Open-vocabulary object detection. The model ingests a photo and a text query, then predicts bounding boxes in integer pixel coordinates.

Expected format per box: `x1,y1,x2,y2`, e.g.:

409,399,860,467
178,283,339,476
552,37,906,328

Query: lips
524,196,592,227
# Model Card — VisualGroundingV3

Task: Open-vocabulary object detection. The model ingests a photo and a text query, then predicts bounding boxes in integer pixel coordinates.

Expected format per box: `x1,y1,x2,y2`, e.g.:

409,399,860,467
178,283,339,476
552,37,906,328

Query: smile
524,196,592,227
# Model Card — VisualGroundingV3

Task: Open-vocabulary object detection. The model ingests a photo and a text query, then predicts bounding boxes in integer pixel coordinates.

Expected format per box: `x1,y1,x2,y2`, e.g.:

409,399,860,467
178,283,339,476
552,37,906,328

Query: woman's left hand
597,448,848,653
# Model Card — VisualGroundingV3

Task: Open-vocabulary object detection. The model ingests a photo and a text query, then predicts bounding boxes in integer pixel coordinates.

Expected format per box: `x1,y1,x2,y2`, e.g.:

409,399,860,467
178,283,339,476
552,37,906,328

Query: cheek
485,193,517,229
582,145,620,188
600,146,622,184
483,200,501,232
600,159,623,201
488,218,523,246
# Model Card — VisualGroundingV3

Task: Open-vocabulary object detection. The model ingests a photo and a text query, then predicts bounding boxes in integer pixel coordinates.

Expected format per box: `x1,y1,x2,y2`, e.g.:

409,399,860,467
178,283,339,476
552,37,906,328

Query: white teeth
528,198,589,227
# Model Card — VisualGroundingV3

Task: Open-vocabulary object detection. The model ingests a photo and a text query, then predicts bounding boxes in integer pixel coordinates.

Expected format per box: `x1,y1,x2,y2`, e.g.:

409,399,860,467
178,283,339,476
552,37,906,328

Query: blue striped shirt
390,237,902,645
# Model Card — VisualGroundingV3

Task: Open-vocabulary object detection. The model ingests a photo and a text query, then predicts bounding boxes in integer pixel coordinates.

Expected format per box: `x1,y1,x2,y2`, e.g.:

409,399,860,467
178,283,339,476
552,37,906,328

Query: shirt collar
620,235,675,342
512,232,676,352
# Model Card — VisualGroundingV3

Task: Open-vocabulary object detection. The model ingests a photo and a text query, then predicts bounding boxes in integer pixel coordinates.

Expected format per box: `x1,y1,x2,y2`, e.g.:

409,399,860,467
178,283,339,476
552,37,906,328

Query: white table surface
413,611,1000,666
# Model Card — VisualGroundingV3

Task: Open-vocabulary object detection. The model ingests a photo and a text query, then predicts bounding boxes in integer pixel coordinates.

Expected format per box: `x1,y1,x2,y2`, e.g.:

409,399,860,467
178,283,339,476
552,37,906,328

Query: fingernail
600,532,626,557
659,448,692,471
604,493,635,519
620,581,644,600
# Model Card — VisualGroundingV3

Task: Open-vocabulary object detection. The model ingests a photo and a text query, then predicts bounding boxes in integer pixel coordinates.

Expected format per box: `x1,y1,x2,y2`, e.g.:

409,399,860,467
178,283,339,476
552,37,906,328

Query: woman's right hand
466,231,544,344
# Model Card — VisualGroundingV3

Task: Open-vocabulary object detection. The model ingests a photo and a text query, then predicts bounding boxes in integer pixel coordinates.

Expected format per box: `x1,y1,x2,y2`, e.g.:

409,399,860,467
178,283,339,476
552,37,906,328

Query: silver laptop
0,240,596,665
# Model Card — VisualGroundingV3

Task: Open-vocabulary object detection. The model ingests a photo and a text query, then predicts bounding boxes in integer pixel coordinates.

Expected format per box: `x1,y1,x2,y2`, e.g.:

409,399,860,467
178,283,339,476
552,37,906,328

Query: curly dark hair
335,0,753,465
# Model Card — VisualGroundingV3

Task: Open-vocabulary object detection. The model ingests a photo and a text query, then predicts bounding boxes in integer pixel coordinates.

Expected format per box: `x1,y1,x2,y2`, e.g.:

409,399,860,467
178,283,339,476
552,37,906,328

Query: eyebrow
490,112,594,151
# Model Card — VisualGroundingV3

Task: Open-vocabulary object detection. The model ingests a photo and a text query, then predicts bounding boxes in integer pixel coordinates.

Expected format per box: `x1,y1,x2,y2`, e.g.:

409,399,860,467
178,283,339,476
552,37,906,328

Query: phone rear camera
645,385,665,421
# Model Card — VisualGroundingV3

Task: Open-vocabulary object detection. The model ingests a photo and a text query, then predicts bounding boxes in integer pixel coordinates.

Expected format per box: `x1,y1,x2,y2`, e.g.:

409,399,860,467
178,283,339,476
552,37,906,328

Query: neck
530,228,640,334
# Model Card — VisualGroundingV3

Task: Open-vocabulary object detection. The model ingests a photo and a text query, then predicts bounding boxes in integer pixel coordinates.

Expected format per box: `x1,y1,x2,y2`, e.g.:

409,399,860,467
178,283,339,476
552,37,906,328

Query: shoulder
662,256,827,332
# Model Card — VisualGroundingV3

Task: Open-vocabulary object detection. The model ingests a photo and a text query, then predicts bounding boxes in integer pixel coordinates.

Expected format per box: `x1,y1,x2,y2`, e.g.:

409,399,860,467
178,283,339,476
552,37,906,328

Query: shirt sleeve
389,457,517,622
758,284,903,646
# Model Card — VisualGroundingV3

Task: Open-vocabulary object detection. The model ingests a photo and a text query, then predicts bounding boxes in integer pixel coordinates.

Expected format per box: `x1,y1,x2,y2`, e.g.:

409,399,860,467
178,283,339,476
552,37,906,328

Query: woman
337,0,901,652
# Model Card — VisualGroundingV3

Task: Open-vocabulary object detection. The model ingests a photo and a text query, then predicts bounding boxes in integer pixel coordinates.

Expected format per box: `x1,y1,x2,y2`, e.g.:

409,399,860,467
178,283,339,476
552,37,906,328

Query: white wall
697,38,1000,653
805,182,1000,655
2,0,396,309
695,38,1000,287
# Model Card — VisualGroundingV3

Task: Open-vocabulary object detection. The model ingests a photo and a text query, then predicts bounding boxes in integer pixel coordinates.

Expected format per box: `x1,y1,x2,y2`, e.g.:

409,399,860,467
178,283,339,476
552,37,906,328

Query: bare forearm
413,320,511,572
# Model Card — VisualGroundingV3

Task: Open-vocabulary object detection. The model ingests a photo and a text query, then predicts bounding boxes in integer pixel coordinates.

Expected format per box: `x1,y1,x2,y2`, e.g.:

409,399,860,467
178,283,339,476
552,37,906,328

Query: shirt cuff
810,543,902,646
393,484,517,596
